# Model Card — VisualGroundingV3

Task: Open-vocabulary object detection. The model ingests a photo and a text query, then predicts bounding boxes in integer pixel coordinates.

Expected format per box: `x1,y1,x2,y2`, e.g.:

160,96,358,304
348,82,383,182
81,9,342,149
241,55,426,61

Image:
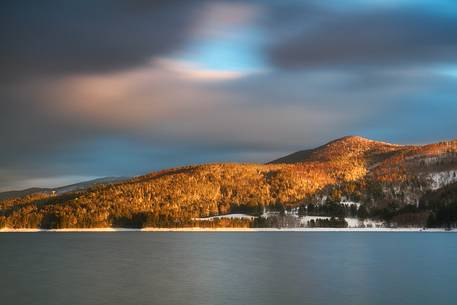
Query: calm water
1,232,456,305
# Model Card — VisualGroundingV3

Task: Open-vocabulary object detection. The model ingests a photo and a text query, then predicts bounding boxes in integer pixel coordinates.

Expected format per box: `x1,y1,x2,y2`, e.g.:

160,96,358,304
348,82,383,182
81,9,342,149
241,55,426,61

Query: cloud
30,61,364,147
0,59,379,188
154,58,257,81
190,2,263,40
267,8,457,69
0,1,204,81
2,49,456,190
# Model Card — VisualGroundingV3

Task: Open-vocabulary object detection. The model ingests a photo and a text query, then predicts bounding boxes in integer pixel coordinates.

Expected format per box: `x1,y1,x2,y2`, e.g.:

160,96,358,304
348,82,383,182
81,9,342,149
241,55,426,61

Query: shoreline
1,227,456,233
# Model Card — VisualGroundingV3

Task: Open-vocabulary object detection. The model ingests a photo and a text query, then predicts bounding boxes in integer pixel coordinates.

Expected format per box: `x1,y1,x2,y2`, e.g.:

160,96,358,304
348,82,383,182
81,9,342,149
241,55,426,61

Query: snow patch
300,216,330,225
194,214,255,221
428,170,457,190
299,216,383,228
340,201,361,208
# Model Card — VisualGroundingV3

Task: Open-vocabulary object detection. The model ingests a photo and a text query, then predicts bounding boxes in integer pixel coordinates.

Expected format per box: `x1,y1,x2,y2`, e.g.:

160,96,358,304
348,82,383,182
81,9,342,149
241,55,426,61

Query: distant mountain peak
334,135,370,142
269,135,404,164
328,135,401,147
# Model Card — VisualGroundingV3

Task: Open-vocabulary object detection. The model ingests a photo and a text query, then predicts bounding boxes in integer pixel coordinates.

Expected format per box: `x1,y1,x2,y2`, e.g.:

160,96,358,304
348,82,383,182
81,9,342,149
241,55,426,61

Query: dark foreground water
1,233,456,305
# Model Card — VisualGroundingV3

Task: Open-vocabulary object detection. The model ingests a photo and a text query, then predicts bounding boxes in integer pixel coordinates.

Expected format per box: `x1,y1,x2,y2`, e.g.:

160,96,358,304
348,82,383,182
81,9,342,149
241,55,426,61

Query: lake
1,232,456,305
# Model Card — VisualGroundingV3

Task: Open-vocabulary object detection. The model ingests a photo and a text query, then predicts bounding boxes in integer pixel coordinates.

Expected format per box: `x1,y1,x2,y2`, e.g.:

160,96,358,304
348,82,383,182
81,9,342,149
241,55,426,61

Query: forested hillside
1,136,457,229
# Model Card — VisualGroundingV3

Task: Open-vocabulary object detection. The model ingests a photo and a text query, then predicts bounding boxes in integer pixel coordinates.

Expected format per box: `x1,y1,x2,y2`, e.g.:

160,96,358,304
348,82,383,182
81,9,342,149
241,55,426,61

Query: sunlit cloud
155,58,258,81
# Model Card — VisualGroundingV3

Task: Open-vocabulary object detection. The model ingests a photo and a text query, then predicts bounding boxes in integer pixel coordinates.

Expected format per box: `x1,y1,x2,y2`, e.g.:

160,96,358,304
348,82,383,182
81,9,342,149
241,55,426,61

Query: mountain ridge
270,135,420,164
1,136,457,229
0,177,128,201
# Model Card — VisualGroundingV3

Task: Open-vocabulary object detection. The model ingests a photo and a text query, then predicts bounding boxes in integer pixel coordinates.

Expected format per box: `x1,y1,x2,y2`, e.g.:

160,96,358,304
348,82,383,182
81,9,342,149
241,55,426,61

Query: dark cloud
268,9,457,68
0,0,203,81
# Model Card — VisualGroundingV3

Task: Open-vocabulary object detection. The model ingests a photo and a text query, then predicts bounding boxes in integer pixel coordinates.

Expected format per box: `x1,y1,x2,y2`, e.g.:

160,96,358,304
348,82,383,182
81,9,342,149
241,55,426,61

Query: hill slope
270,136,404,164
1,136,457,229
0,177,128,201
272,135,457,189
0,188,50,201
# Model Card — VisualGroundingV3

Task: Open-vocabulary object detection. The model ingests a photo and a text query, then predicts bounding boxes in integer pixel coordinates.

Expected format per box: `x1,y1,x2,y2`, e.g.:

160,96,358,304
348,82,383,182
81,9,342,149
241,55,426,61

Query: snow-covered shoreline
1,227,456,233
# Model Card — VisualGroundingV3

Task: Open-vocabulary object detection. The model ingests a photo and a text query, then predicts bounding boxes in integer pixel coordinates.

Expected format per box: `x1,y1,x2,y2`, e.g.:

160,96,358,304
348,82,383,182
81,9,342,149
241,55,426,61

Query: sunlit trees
1,138,456,229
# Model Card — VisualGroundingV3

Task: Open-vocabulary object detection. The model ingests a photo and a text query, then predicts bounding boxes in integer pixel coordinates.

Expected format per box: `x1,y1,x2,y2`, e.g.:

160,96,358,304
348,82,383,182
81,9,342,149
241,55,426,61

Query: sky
1,0,457,191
